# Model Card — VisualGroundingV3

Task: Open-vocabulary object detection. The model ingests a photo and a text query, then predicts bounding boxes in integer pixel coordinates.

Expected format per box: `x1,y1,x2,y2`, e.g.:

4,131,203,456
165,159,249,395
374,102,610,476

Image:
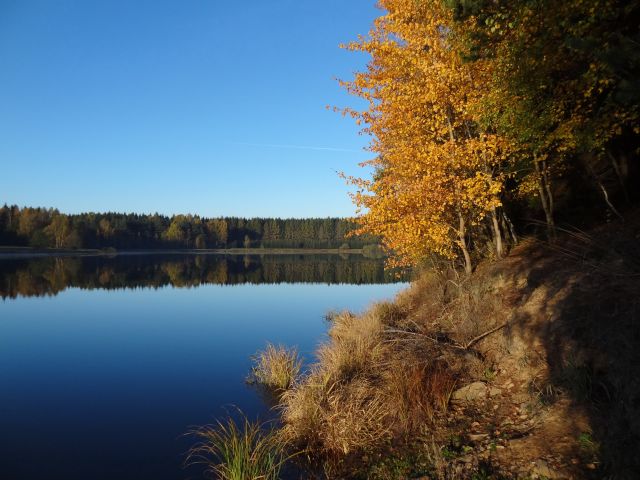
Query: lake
0,254,407,480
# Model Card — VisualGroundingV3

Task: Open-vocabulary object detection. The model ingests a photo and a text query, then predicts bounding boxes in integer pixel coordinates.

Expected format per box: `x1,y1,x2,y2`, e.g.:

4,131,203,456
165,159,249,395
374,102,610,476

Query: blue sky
0,0,379,218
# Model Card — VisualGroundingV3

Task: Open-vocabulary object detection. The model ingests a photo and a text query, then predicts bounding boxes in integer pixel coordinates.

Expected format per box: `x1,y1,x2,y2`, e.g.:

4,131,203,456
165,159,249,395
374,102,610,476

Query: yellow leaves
337,0,517,268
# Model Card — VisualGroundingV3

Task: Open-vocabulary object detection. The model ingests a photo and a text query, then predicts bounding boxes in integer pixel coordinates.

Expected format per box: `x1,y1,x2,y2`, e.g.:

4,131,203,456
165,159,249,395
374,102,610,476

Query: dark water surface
0,254,407,480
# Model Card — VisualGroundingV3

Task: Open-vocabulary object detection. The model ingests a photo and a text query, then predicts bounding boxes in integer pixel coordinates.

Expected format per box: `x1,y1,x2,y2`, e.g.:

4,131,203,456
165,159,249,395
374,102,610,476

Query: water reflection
0,253,403,299
0,254,406,480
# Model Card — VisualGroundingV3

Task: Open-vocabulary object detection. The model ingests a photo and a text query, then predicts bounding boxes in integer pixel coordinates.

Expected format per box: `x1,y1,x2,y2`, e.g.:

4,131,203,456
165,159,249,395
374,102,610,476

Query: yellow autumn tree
341,0,512,272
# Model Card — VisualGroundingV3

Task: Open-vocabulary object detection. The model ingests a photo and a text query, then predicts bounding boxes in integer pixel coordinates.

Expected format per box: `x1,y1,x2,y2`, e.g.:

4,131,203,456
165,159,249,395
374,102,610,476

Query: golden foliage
340,0,513,269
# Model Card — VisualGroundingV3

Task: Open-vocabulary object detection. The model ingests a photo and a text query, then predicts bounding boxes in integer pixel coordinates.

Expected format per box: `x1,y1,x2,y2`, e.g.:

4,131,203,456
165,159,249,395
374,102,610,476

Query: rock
452,381,488,402
532,459,562,479
489,386,503,396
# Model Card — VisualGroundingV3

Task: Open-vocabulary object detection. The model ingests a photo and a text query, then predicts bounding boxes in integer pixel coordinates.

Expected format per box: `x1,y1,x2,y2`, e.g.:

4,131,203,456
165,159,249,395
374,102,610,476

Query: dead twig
383,328,446,347
463,322,507,350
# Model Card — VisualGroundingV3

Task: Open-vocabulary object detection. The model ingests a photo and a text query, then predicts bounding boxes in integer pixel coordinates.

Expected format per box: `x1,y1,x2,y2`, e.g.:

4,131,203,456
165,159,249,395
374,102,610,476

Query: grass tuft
249,343,301,392
187,415,288,480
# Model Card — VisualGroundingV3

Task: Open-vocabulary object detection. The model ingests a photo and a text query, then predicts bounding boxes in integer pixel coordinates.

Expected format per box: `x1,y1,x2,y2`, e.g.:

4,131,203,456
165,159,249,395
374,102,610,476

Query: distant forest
0,205,379,250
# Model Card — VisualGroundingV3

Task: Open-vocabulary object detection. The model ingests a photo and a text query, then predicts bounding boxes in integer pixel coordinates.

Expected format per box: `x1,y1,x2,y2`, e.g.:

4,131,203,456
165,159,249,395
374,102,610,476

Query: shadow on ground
503,212,640,479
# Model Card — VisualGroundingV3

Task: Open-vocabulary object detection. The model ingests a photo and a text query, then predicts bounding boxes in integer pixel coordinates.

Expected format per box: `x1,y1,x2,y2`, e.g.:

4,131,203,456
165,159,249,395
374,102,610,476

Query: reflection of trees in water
0,255,404,299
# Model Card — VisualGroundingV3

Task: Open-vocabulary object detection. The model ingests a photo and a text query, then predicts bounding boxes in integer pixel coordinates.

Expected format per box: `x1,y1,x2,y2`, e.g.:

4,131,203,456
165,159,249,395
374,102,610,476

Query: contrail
231,142,363,153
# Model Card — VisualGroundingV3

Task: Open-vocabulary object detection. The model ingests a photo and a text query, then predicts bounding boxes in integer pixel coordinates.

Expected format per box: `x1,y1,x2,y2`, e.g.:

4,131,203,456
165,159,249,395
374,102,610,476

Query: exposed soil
414,212,640,479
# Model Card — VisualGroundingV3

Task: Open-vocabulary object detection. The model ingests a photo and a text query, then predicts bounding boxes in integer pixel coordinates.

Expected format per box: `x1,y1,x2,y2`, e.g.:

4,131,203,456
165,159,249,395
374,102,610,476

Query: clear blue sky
0,0,379,218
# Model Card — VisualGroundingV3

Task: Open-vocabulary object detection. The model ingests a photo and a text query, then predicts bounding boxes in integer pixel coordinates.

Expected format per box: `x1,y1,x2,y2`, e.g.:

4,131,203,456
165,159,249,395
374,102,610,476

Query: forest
341,0,638,272
0,205,378,250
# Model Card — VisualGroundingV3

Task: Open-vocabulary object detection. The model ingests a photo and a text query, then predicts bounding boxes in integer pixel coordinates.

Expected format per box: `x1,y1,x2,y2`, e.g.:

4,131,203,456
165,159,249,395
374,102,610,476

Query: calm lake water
0,254,407,480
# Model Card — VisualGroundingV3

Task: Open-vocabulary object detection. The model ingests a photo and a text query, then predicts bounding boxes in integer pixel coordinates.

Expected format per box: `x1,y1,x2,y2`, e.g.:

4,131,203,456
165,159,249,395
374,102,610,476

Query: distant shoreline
0,246,367,259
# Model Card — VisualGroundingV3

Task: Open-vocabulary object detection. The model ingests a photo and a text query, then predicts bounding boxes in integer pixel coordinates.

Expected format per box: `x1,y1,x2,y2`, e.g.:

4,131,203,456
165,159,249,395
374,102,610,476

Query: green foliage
447,0,640,218
0,204,380,251
578,431,600,463
28,229,50,248
363,449,432,479
482,367,497,382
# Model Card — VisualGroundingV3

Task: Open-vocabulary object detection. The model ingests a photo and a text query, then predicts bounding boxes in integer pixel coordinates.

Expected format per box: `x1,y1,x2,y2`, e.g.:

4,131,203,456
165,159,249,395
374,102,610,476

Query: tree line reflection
0,254,405,299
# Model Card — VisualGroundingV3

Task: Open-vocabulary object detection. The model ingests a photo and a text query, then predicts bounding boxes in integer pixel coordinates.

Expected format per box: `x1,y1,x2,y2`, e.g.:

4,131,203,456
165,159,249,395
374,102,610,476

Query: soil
428,212,640,479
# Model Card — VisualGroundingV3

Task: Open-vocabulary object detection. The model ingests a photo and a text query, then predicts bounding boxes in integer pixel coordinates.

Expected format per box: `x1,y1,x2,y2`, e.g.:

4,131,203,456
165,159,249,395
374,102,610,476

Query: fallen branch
385,322,507,353
463,322,507,350
383,328,446,347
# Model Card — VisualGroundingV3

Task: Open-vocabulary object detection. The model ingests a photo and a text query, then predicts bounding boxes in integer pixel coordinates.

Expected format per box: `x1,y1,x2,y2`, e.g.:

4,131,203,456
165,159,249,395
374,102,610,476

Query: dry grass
384,363,452,428
271,261,520,476
281,372,393,456
396,266,505,347
316,310,385,380
280,311,392,456
249,343,301,392
187,415,288,480
278,288,473,472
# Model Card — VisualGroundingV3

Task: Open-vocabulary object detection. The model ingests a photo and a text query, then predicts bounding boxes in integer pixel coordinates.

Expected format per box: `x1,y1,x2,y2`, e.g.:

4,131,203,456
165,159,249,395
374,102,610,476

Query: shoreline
0,247,366,259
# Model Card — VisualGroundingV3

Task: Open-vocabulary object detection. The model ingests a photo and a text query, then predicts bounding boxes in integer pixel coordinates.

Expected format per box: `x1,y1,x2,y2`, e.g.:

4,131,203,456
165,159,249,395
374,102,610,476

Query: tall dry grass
280,310,391,456
249,343,301,392
275,266,506,475
278,301,464,463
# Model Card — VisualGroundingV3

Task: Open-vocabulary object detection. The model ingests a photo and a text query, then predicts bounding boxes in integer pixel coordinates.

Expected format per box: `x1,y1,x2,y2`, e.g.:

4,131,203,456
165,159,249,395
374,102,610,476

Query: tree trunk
457,211,473,275
598,181,624,221
490,206,504,258
501,210,518,246
585,159,625,221
534,158,555,238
